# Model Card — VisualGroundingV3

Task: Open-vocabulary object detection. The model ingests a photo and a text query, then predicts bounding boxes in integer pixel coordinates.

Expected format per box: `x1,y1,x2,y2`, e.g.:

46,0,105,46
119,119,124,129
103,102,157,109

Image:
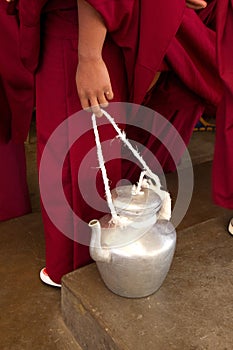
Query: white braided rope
91,113,119,222
100,109,162,188
132,170,147,195
91,110,171,222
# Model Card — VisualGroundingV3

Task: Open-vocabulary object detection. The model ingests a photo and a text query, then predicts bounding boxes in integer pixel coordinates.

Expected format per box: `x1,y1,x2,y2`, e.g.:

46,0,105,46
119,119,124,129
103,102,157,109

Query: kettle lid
111,185,162,214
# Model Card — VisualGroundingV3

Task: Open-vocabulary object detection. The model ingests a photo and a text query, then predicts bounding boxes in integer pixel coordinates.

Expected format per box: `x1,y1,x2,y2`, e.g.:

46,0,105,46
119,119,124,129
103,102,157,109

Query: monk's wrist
78,53,102,63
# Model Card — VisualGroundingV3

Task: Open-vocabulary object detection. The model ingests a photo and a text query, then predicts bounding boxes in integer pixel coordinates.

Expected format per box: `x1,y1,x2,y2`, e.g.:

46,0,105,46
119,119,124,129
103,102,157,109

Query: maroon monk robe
17,0,222,282
17,0,185,283
0,0,34,143
73,0,222,180
18,0,222,155
131,5,223,175
87,0,186,102
212,0,233,209
16,0,125,283
36,6,128,283
29,0,187,283
0,1,33,220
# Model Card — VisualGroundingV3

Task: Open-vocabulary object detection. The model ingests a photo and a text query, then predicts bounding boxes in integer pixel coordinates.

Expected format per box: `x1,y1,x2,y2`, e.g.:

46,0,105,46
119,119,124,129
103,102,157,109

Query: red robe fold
122,4,222,177
0,2,32,220
212,0,233,209
0,0,34,143
87,0,186,103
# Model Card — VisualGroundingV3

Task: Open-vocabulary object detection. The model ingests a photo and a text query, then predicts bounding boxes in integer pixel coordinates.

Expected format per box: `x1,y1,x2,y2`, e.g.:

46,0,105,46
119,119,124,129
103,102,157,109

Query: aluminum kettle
89,184,176,298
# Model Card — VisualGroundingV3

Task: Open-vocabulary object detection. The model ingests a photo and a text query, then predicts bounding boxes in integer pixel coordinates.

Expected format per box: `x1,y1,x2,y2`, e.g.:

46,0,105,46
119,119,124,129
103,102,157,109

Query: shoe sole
228,219,233,236
40,268,61,288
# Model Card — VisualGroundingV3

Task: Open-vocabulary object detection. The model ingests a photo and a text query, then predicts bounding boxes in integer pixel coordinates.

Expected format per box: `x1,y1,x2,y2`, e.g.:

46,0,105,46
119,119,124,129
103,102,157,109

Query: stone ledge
62,217,233,350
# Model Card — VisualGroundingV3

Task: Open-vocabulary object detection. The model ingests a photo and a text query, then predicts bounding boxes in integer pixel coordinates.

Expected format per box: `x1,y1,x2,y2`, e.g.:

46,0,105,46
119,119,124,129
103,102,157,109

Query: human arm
76,0,113,117
186,0,207,10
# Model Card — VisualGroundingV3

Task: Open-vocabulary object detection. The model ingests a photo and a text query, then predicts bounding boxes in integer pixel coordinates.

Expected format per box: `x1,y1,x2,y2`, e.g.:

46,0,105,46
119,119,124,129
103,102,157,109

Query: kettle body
89,185,176,298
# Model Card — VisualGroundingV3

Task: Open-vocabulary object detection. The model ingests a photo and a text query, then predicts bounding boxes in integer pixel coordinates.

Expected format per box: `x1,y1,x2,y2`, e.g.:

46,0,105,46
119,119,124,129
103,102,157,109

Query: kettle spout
89,219,111,263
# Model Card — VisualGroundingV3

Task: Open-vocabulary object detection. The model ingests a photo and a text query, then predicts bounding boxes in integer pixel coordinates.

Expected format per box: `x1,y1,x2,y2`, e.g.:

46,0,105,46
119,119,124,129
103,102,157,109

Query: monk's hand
76,57,113,118
186,0,207,9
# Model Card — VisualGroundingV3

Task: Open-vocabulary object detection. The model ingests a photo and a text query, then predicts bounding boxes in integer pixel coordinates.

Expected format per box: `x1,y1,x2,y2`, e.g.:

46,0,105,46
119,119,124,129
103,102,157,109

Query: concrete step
51,317,83,350
61,216,233,350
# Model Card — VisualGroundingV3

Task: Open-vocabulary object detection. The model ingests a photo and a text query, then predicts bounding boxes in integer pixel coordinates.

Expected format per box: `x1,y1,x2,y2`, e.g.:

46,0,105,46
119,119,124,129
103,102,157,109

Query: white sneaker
228,219,233,236
40,267,61,288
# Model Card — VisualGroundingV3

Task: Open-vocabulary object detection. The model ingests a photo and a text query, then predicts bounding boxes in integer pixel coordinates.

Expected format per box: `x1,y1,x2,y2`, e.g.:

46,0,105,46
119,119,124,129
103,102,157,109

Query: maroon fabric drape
13,0,222,143
212,0,233,209
87,0,186,103
35,8,128,282
0,0,34,143
0,1,32,220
